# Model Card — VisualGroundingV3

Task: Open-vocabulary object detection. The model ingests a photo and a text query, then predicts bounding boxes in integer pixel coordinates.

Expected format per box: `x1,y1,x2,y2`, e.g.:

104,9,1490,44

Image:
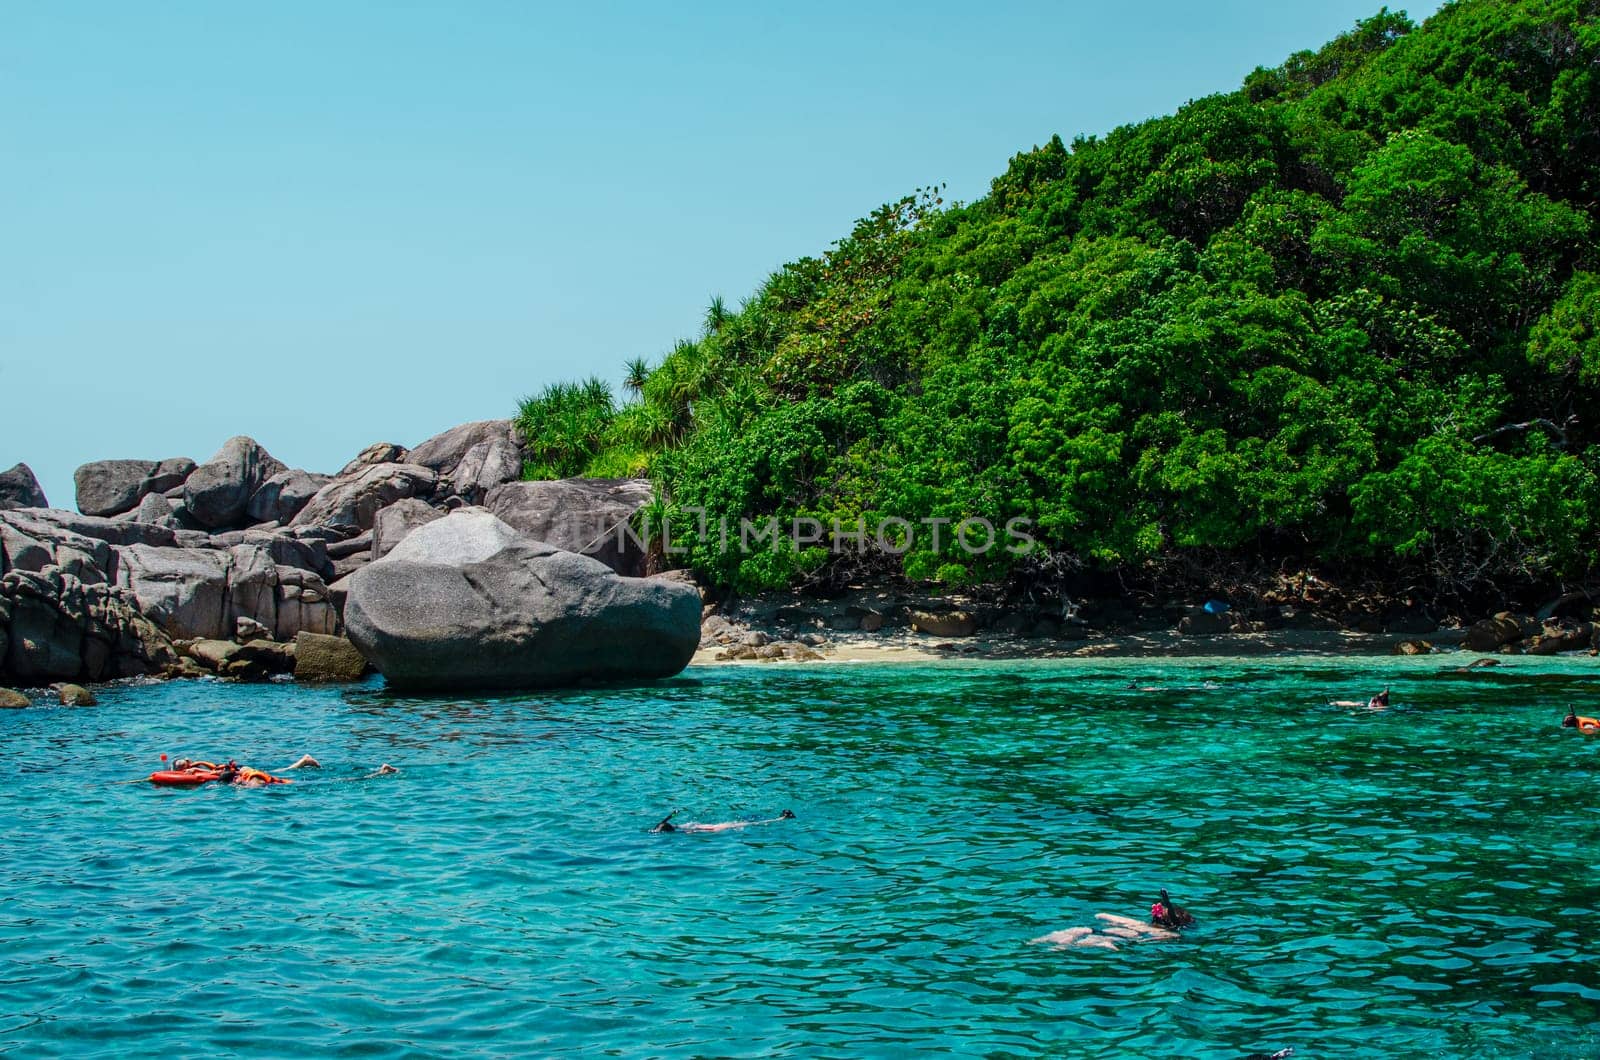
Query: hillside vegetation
517,0,1600,605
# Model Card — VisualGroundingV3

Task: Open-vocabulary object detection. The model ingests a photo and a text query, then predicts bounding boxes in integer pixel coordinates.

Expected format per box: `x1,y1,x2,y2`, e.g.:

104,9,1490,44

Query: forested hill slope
518,0,1600,605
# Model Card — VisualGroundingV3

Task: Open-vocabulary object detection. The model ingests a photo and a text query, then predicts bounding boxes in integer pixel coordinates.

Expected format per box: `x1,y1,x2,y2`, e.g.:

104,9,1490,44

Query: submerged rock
0,687,31,708
343,509,700,691
56,683,96,706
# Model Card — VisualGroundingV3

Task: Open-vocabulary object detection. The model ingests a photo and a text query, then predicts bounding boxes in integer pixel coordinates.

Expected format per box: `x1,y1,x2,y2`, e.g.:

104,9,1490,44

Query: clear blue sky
2,1,1441,510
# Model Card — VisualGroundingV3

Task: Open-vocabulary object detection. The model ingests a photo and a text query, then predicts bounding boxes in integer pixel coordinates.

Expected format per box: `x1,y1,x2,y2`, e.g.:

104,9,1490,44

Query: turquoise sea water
3,656,1599,1058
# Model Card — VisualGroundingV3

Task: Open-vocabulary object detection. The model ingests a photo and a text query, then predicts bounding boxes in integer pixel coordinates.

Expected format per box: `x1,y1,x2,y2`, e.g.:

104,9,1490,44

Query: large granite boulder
247,469,331,524
0,464,48,510
75,460,159,517
410,420,524,503
445,436,523,503
484,478,654,574
343,509,700,691
371,498,443,559
290,462,437,530
184,436,286,530
409,420,511,473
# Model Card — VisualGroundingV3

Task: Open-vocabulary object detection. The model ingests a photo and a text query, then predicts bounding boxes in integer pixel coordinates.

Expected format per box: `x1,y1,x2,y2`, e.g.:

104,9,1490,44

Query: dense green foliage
522,0,1600,597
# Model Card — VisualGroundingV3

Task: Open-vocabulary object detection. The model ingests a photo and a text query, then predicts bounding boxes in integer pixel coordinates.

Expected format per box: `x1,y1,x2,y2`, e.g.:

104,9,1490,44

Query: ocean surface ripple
3,656,1598,1057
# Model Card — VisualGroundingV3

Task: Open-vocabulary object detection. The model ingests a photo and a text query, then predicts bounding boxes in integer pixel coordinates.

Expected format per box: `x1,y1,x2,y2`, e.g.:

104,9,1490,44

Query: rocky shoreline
692,586,1600,666
4,422,1596,703
0,420,664,700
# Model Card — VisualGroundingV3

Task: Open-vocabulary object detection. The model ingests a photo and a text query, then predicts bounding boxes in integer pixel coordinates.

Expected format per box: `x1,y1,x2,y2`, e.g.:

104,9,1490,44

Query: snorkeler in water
651,810,795,834
1329,686,1389,709
1562,706,1600,733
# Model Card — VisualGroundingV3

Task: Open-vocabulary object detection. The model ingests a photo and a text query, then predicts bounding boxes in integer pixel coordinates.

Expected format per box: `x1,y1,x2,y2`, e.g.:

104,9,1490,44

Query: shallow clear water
3,656,1599,1058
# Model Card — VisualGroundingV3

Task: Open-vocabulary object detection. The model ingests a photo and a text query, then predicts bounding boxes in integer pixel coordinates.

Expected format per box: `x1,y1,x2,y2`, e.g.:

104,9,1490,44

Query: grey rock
115,545,232,640
0,523,53,573
184,436,286,530
440,435,523,503
273,568,337,642
0,463,48,510
236,616,272,641
910,610,978,637
484,478,654,575
74,460,158,517
294,632,367,682
325,532,373,560
126,492,176,526
339,442,409,477
372,498,443,559
1464,615,1525,652
343,509,700,691
236,529,331,578
290,463,437,531
138,458,196,496
2,506,179,551
1178,609,1239,636
0,687,30,708
326,573,354,614
185,638,242,672
408,420,516,476
5,590,84,681
0,513,117,583
219,639,296,681
57,683,96,706
247,469,332,525
225,543,279,636
331,552,371,581
1525,623,1594,656
700,614,737,645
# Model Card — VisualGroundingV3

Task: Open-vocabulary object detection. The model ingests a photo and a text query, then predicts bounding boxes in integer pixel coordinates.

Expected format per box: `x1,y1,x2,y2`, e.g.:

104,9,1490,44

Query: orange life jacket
235,766,289,785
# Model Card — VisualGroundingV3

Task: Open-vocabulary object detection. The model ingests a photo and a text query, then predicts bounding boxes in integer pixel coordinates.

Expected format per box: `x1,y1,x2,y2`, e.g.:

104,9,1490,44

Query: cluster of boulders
1460,612,1597,655
700,617,825,662
2,420,674,698
700,590,1094,649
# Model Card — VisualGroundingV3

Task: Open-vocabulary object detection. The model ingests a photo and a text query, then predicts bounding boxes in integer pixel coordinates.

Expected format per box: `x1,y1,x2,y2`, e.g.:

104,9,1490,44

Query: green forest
516,0,1600,605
